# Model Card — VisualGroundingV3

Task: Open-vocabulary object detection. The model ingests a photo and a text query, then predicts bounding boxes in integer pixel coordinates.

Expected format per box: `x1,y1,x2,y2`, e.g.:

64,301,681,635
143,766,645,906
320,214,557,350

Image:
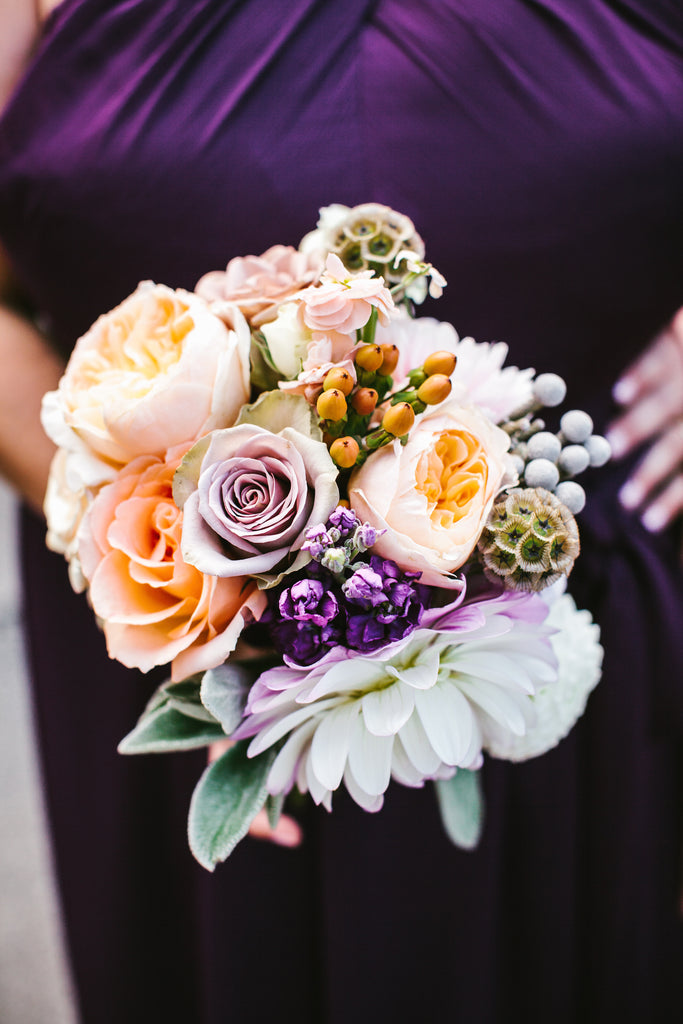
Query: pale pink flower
298,254,394,337
195,245,323,327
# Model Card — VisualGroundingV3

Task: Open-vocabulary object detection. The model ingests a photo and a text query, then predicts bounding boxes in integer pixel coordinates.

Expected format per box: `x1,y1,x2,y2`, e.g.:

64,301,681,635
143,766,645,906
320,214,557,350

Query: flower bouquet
42,203,608,869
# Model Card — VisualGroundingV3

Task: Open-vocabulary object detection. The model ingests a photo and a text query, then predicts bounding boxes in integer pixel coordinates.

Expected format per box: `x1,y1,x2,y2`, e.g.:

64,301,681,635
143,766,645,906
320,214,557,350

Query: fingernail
618,481,641,509
642,506,667,533
605,430,626,458
613,379,635,404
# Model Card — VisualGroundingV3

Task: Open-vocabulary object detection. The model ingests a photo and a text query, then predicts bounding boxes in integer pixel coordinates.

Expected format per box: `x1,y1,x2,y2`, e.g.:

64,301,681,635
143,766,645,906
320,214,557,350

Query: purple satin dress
1,2,682,1021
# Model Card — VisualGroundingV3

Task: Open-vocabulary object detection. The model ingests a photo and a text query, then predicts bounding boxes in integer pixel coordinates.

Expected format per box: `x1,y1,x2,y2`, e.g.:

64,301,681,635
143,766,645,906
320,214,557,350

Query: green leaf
434,770,484,851
200,663,252,734
162,677,219,723
249,332,284,392
236,390,323,441
188,741,277,870
118,703,226,754
265,792,285,830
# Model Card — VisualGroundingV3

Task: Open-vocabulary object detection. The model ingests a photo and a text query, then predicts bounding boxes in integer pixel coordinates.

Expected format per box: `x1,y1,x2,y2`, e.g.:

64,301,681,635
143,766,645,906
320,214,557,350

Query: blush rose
348,400,515,587
41,281,250,471
77,447,266,680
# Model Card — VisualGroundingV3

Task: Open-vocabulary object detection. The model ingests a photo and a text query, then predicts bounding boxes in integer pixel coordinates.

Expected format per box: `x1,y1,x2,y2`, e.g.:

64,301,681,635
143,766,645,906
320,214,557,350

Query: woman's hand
607,308,683,534
208,739,303,848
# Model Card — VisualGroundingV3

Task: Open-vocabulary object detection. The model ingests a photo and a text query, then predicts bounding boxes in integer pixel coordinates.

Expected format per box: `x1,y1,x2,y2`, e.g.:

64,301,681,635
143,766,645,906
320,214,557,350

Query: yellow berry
355,344,384,372
316,389,348,422
378,343,400,376
423,350,457,377
382,402,415,437
330,437,360,468
351,387,379,415
323,367,354,395
417,373,453,405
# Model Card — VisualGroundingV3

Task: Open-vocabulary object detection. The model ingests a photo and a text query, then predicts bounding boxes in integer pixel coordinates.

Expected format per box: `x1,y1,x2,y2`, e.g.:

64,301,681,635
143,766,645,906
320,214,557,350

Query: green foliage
188,741,277,870
118,677,225,754
434,769,484,851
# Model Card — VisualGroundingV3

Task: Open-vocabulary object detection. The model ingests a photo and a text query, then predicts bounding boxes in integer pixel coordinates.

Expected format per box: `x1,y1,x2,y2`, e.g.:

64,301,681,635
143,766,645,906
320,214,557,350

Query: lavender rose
174,424,339,579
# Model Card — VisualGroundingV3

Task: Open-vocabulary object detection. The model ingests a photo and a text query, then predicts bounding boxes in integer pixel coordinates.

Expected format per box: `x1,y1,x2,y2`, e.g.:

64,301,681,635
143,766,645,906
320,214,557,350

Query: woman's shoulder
0,1,68,113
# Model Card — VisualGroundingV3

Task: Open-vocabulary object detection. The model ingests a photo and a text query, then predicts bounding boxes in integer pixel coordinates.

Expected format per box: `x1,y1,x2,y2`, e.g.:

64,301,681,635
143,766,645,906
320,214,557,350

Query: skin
607,310,683,539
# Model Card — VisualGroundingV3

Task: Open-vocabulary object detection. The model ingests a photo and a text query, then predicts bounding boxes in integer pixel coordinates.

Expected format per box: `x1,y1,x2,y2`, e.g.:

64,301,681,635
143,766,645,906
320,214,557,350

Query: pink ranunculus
195,245,324,327
348,400,515,587
41,282,250,470
175,424,339,579
77,447,265,680
298,253,395,337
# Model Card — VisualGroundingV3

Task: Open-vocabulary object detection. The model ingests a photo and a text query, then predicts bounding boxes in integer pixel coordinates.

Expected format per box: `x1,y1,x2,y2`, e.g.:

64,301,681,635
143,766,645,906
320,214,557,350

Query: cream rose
77,447,266,680
348,400,515,587
41,281,250,470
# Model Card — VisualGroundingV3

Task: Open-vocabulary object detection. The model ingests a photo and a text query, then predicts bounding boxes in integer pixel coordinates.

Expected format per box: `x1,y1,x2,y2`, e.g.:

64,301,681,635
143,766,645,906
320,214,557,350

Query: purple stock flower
328,506,359,536
279,578,339,627
342,565,386,607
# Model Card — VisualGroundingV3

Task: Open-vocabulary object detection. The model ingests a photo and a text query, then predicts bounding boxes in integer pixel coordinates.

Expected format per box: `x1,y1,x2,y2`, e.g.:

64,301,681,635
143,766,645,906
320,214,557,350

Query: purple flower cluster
265,509,430,664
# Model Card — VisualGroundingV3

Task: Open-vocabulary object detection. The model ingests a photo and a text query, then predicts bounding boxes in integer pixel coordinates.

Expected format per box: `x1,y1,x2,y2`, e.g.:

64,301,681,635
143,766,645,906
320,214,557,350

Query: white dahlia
483,591,603,761
232,592,559,813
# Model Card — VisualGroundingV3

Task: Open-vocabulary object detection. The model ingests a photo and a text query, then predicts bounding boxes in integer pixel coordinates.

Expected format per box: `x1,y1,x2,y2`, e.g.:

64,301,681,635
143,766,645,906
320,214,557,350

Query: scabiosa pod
478,487,579,592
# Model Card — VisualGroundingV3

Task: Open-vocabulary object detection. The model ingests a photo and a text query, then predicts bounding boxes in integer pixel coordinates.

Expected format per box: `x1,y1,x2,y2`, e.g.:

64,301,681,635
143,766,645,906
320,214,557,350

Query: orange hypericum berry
423,350,457,377
330,437,360,468
417,373,453,405
378,343,400,375
316,389,348,422
355,344,384,372
382,402,415,437
323,367,354,395
351,387,379,415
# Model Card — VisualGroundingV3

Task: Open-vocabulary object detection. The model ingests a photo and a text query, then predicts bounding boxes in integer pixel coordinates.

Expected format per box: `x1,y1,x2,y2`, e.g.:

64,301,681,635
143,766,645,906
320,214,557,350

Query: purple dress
1,1,682,1020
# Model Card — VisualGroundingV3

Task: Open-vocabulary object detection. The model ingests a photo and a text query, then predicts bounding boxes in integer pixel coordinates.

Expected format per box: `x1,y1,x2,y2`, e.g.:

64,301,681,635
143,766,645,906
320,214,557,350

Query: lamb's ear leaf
188,741,276,870
118,701,225,754
434,770,484,851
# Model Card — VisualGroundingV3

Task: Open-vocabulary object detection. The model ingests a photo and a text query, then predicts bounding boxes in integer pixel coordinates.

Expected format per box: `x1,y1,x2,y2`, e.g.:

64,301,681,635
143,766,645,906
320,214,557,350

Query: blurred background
0,479,77,1024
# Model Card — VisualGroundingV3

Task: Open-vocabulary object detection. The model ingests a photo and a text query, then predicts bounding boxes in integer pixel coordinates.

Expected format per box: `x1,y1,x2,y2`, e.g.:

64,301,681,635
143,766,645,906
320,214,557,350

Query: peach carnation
77,446,265,680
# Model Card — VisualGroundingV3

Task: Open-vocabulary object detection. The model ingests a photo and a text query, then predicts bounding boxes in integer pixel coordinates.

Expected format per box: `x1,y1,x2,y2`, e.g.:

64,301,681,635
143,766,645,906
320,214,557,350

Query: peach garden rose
348,399,515,587
41,281,250,473
76,446,266,681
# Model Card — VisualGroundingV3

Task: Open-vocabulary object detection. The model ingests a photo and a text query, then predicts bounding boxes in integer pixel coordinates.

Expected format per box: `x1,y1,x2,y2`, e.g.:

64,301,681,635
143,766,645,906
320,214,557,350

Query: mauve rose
175,424,339,579
41,282,250,472
195,245,323,328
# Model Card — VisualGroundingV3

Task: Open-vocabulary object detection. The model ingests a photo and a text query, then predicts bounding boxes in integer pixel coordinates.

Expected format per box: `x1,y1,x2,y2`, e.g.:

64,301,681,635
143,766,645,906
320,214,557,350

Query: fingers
208,738,233,763
609,323,683,458
206,739,303,847
247,808,303,848
639,474,683,533
618,420,683,517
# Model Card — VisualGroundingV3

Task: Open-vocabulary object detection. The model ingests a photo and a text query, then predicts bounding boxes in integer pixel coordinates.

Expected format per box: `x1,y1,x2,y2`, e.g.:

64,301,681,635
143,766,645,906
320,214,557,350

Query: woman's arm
0,3,65,514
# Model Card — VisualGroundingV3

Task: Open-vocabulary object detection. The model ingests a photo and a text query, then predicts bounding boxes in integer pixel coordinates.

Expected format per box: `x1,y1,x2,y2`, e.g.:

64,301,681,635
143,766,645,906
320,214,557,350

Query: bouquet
42,203,608,869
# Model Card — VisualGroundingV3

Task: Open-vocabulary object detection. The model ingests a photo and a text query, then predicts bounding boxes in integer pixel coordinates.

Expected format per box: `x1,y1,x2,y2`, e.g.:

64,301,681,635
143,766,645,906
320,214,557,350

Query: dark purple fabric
1,2,683,1021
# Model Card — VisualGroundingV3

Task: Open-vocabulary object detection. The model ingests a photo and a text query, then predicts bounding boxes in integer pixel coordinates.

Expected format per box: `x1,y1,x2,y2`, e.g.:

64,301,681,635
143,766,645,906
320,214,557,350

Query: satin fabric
1,2,682,1020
